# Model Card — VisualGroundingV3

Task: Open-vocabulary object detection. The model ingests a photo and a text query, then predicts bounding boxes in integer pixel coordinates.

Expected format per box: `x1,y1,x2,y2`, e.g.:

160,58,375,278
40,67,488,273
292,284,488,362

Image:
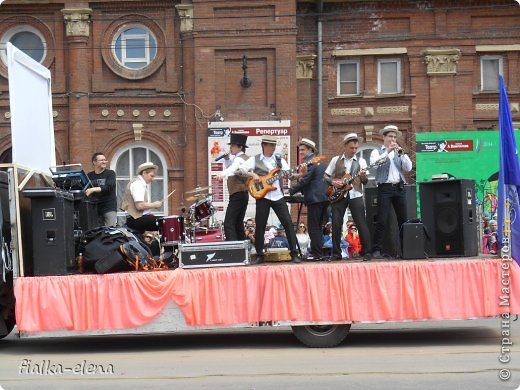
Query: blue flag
497,75,520,263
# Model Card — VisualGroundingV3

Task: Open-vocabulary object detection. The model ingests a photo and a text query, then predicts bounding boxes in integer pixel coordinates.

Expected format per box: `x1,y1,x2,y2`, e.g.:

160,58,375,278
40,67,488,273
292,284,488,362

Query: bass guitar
247,155,325,200
326,157,387,203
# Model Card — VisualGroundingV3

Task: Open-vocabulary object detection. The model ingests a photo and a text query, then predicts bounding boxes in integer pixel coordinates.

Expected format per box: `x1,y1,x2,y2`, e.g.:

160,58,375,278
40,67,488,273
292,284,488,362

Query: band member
288,138,328,260
238,135,302,264
369,125,413,259
216,133,250,241
121,162,163,233
85,152,117,227
324,133,372,261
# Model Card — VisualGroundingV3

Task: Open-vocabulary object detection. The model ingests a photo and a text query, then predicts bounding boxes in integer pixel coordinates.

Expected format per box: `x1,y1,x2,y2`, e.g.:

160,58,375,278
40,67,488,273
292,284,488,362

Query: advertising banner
207,121,291,225
416,130,520,219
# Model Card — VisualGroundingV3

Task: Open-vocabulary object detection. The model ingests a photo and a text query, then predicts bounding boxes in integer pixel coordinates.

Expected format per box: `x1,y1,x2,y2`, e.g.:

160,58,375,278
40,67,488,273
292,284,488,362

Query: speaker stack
419,179,478,257
364,184,417,257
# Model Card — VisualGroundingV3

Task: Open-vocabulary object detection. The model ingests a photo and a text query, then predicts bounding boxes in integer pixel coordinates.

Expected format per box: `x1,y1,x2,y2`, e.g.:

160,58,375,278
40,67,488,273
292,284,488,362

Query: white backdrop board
207,120,292,226
7,42,56,171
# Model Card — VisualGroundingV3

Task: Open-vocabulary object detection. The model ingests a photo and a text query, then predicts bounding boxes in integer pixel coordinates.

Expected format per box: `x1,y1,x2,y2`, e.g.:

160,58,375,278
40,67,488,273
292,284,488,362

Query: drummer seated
120,162,163,233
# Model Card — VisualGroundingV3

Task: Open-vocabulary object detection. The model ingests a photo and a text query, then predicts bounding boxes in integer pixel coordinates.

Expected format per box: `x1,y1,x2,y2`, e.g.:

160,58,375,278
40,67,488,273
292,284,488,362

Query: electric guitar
247,155,325,200
326,157,387,204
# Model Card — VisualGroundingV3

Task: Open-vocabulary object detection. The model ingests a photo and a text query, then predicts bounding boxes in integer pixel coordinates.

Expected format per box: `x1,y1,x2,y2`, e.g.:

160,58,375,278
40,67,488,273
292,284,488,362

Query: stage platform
14,257,520,333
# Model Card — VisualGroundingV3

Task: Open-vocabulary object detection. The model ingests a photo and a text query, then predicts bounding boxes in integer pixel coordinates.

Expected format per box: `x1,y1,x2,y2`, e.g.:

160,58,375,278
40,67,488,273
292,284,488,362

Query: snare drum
158,215,184,245
193,198,215,221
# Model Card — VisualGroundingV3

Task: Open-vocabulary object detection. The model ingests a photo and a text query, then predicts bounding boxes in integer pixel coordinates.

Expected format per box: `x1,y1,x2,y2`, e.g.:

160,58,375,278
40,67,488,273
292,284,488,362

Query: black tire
291,324,351,348
0,273,15,340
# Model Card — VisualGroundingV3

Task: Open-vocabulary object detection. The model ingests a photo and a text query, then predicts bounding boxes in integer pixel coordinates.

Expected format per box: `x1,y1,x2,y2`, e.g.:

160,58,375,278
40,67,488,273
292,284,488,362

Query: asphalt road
0,318,519,390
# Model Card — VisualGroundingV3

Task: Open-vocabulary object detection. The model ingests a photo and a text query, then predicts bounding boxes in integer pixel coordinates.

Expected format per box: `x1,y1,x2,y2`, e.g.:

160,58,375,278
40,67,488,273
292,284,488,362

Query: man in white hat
216,133,250,241
324,133,372,261
369,124,413,259
288,138,328,260
121,162,163,233
239,135,302,264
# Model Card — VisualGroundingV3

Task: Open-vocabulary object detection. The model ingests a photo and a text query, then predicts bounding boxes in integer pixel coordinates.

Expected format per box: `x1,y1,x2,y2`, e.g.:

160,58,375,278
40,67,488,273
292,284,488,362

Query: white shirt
370,147,413,184
221,152,246,178
325,154,367,200
241,153,289,201
130,175,152,215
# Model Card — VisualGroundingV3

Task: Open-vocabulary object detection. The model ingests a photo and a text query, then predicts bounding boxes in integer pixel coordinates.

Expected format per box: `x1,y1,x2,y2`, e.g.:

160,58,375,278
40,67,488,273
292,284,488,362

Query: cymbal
185,185,209,194
185,194,205,203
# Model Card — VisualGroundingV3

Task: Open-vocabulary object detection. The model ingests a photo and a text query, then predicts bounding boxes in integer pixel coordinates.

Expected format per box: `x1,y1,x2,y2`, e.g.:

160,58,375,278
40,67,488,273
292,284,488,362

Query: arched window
111,144,167,224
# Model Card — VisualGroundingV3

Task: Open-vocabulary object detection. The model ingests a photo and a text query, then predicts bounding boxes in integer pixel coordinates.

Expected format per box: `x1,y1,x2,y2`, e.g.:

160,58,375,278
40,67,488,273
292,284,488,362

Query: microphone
214,152,229,162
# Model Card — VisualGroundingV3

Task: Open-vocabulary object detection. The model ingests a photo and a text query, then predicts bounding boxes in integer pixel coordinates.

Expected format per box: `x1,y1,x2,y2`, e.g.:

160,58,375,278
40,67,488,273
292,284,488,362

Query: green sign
415,130,520,219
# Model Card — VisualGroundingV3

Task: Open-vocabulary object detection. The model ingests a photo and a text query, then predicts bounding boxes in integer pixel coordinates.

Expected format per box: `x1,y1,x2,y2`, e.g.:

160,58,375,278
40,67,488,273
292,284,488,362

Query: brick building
0,0,518,217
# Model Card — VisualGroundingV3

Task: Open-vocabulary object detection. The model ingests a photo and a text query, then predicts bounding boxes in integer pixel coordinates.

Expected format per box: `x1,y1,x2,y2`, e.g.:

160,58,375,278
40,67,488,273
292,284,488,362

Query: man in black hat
217,133,250,241
369,125,413,259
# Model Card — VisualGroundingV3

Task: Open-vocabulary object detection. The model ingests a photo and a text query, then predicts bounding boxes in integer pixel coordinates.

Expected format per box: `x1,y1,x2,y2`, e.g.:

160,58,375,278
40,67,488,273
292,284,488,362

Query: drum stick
164,189,176,202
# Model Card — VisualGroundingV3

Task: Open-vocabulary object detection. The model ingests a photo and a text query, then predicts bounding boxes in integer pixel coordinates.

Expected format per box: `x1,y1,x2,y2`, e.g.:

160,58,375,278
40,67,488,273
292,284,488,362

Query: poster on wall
207,120,291,225
415,130,520,219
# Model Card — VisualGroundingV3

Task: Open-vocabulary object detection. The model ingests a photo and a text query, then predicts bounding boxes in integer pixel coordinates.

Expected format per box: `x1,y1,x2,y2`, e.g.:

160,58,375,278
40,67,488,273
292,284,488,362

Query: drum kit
157,185,224,247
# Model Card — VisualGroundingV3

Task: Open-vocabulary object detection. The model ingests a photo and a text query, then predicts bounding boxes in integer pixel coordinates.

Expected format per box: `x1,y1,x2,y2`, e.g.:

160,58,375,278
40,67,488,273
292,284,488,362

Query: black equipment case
178,241,249,269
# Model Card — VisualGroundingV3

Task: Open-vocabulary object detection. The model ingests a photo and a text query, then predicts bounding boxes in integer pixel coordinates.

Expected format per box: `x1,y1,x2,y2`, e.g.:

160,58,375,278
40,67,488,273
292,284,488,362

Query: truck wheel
291,324,351,348
0,274,15,339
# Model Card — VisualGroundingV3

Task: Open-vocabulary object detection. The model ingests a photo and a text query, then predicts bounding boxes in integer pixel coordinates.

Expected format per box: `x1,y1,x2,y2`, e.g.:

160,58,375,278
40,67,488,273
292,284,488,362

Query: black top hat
228,133,248,148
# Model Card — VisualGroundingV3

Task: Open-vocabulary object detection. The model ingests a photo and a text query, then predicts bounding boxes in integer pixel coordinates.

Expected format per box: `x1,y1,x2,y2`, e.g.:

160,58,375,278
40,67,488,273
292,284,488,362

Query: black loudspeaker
402,222,426,259
419,179,478,257
364,185,417,257
23,188,75,276
72,193,99,231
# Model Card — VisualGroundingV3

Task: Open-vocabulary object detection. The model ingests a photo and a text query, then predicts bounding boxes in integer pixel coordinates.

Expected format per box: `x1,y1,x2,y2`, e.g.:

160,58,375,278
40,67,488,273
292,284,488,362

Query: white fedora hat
379,124,402,137
136,162,158,175
261,135,278,144
298,138,316,151
343,132,363,144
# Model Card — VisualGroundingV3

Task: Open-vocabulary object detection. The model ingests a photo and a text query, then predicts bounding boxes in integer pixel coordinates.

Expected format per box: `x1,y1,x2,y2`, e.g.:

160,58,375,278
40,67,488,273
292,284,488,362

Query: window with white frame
378,58,401,95
337,60,360,96
0,25,46,65
112,145,167,223
480,55,503,92
113,26,157,70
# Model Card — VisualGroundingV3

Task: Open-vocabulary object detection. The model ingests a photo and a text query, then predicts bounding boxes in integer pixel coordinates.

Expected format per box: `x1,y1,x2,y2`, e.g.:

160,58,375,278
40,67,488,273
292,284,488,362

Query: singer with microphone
216,133,250,241
369,124,413,259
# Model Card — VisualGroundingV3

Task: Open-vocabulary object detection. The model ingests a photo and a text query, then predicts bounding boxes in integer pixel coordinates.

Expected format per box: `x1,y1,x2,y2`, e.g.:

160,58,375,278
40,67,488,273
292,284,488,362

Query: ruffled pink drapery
14,258,520,332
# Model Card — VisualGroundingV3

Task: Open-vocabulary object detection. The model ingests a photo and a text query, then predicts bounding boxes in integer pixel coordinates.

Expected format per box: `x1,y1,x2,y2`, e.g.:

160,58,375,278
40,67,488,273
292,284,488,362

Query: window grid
480,55,503,92
377,58,401,95
113,27,157,70
337,60,360,96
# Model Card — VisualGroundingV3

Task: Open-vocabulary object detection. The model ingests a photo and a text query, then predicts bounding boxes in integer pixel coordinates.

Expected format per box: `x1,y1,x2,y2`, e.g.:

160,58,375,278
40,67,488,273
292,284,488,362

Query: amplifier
178,240,249,269
402,222,426,260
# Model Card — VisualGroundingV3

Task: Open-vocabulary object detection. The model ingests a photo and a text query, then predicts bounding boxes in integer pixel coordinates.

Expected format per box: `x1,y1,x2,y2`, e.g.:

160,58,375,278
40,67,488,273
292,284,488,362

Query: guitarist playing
239,135,302,265
288,138,329,261
324,133,372,261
